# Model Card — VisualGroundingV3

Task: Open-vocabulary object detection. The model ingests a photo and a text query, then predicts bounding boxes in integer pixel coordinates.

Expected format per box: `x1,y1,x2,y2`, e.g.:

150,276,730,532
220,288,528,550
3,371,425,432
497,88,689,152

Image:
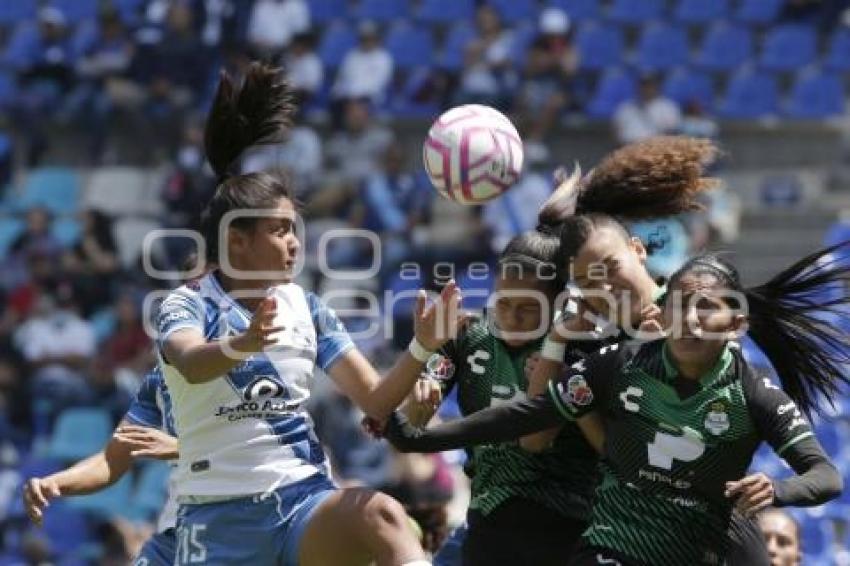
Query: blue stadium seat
18,167,81,214
129,461,171,520
824,28,850,72
390,69,440,118
547,0,601,20
662,67,714,111
510,21,538,66
47,0,98,23
318,22,357,68
717,69,778,118
307,0,348,24
608,0,664,24
355,0,410,23
113,0,145,22
42,504,93,555
46,408,113,461
440,22,477,70
67,473,133,519
694,23,753,72
785,69,844,119
0,0,36,24
799,518,833,559
51,216,82,247
0,218,25,259
634,23,689,72
417,0,475,25
734,0,783,25
759,25,817,72
575,22,624,71
70,20,99,60
2,22,40,71
674,0,729,24
586,68,636,118
487,0,537,22
0,71,16,109
385,22,433,69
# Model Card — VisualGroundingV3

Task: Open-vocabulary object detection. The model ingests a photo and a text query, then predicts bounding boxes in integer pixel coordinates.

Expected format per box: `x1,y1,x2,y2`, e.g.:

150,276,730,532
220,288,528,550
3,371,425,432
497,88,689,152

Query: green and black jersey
549,340,821,565
425,316,598,520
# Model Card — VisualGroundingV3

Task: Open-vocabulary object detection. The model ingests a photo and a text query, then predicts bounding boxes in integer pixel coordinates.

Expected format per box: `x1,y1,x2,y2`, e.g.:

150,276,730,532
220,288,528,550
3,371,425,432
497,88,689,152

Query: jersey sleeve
744,374,814,457
547,343,625,420
306,292,355,372
124,368,163,429
156,288,205,350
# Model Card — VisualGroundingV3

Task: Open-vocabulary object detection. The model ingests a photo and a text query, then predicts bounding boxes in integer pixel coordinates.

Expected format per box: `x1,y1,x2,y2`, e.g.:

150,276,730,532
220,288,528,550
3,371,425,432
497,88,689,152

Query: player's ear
725,314,748,340
227,226,248,255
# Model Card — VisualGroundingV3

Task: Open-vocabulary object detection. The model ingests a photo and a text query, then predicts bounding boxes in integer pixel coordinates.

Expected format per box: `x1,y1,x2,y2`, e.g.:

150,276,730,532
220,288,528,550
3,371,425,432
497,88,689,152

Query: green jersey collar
662,342,732,387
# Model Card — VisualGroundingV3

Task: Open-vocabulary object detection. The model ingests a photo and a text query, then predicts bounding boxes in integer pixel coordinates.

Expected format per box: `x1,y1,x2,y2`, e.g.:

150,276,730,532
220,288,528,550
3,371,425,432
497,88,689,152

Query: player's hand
725,473,775,517
114,425,179,460
550,301,597,344
401,377,442,426
636,304,665,340
233,297,285,353
525,352,541,381
23,476,62,526
413,280,472,352
361,416,385,439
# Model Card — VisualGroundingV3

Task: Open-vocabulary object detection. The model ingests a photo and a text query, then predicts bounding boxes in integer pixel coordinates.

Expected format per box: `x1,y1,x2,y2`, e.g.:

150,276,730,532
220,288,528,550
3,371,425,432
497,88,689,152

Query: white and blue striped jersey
124,367,178,533
156,272,354,499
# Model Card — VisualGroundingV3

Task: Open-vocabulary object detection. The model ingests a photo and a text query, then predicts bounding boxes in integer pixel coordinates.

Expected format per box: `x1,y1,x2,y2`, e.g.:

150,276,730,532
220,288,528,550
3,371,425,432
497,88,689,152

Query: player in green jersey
383,245,848,565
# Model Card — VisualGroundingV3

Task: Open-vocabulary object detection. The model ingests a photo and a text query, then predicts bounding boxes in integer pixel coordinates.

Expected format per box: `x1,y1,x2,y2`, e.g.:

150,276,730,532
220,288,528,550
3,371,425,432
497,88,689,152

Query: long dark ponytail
199,63,298,263
668,243,850,418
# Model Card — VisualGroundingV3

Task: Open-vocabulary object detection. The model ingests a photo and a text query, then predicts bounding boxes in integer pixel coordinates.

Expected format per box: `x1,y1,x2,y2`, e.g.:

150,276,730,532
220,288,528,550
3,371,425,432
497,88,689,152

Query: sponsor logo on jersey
638,468,692,490
704,400,730,436
567,374,593,406
214,376,299,421
423,354,456,381
161,309,193,325
243,376,285,401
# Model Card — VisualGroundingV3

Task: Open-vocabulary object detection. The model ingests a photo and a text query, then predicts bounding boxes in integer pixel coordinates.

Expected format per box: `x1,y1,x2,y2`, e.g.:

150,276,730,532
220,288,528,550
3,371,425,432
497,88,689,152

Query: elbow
824,465,844,502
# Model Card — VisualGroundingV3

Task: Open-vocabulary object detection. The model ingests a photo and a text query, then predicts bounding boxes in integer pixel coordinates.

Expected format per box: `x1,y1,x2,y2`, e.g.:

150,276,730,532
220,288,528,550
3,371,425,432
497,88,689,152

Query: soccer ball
423,104,523,205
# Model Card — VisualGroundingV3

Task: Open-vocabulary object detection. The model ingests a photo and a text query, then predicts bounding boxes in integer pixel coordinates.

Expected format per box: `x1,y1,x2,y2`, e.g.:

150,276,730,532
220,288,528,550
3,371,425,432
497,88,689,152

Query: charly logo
243,376,285,401
704,400,730,436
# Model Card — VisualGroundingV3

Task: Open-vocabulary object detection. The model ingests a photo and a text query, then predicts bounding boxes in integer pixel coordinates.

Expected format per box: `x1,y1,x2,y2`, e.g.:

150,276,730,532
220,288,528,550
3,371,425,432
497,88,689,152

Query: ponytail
669,243,850,418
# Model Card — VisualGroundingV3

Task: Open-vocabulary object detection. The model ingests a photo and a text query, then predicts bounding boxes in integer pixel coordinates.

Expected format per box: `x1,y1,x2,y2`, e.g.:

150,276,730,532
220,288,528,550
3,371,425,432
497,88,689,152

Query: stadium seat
83,166,155,216
318,21,357,68
0,218,24,258
2,22,40,71
487,0,537,22
307,0,348,24
694,23,753,72
824,28,850,72
785,69,844,119
586,68,636,118
129,461,170,520
440,22,477,70
799,518,834,559
759,25,817,72
46,408,113,461
113,217,162,269
674,0,729,24
70,20,99,60
634,23,689,72
18,167,81,215
354,0,410,23
113,0,145,22
51,216,82,247
510,21,538,66
547,0,600,20
734,0,783,25
575,22,624,71
607,0,664,24
417,0,475,25
0,0,36,24
717,69,778,118
385,22,434,69
42,504,93,555
662,67,714,110
47,0,98,23
67,472,133,518
0,70,16,109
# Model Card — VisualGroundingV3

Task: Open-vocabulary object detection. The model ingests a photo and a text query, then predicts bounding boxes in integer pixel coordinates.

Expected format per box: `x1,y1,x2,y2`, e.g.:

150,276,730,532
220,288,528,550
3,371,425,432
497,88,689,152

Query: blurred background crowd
0,0,849,564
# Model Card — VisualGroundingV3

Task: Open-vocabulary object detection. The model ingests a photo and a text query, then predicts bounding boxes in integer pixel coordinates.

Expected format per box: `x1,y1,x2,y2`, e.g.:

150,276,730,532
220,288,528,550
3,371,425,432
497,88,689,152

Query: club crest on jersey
243,376,285,401
704,401,730,436
423,354,455,381
566,374,593,406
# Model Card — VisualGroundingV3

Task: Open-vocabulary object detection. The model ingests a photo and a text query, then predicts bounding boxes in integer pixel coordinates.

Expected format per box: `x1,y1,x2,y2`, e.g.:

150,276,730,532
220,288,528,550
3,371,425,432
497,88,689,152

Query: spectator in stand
333,21,394,107
62,7,135,160
9,208,63,264
84,353,133,425
62,209,120,315
283,32,324,106
679,99,719,140
482,149,554,254
325,98,394,186
246,0,310,59
12,7,74,165
613,74,681,145
455,5,516,109
0,356,29,443
103,293,153,378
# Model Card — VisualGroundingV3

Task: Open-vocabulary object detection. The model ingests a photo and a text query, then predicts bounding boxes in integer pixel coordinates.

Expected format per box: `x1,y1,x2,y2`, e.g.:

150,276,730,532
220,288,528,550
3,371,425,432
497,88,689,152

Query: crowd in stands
0,0,847,563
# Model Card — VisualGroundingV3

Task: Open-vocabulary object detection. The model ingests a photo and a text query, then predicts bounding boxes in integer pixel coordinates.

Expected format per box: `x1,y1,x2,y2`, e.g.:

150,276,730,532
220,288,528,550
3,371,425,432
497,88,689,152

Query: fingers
415,290,427,319
24,479,49,526
725,474,774,517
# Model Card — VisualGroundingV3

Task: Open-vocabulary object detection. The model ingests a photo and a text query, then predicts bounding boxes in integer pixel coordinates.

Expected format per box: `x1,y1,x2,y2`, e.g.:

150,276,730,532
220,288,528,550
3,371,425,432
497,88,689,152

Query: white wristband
541,338,567,362
408,337,434,363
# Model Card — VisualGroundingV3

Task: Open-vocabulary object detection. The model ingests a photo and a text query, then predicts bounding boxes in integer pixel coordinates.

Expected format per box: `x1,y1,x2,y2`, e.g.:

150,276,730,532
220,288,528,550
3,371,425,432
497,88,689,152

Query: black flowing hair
199,62,298,263
667,243,850,418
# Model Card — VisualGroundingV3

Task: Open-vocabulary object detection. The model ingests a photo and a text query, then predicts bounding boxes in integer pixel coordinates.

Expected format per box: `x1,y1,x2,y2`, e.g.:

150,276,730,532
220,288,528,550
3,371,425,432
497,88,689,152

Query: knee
361,493,408,533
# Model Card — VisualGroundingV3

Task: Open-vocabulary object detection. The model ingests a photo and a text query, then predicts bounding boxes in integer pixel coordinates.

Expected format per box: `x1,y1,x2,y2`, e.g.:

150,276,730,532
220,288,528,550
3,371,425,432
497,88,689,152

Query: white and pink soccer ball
423,104,524,205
